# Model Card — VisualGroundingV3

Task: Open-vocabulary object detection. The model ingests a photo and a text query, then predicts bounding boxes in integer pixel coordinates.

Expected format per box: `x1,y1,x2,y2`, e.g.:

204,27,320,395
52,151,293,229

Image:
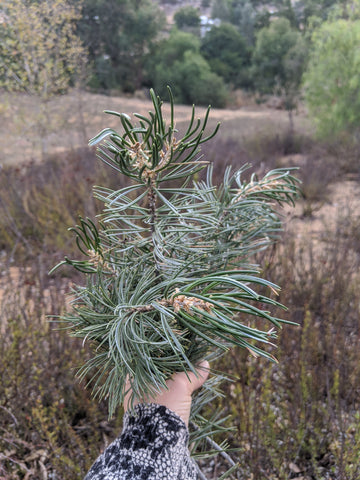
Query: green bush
151,30,227,108
303,18,360,141
201,23,252,88
174,6,200,29
154,51,227,107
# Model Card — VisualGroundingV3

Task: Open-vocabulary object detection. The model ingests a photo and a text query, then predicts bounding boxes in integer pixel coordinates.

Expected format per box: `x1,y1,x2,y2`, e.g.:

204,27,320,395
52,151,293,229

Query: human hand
124,361,210,426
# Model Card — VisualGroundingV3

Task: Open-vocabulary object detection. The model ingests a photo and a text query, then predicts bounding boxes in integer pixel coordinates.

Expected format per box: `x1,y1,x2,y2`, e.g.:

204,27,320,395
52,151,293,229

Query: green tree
178,51,228,107
296,0,347,27
211,0,299,41
303,17,360,140
276,0,298,27
201,23,251,88
151,30,200,66
151,30,227,107
230,0,257,45
174,6,200,30
0,0,84,97
53,89,299,468
77,0,165,92
148,29,199,99
211,0,231,21
251,18,308,130
0,0,86,156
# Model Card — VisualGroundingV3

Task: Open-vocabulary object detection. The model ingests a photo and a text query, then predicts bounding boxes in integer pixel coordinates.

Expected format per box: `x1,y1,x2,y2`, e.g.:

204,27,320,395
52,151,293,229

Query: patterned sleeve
84,403,198,480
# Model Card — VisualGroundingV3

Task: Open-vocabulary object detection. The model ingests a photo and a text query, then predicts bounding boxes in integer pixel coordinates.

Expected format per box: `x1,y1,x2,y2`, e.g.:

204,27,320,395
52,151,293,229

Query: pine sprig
53,89,300,471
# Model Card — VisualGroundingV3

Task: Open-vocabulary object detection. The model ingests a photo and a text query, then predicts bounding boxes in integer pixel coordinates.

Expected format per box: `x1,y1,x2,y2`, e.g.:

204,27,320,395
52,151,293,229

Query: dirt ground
287,178,360,238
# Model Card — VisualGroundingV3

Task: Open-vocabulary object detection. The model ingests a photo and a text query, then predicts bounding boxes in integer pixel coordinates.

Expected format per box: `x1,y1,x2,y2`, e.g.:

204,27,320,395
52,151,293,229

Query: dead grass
1,88,360,479
0,89,312,166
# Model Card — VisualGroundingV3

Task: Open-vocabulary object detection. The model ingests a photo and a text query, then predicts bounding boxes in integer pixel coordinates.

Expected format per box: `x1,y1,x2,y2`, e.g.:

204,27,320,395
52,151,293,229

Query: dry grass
1,89,360,479
0,89,312,166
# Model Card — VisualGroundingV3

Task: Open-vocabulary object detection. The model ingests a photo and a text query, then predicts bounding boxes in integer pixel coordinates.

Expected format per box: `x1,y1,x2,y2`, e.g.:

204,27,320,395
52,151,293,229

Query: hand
124,361,210,426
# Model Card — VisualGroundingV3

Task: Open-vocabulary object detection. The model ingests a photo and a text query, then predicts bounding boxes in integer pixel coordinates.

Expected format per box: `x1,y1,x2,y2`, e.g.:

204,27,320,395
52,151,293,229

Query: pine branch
52,88,301,472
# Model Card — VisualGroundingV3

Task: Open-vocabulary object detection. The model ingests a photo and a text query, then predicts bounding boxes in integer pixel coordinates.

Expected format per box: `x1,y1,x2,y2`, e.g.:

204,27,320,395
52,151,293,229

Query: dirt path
287,179,360,239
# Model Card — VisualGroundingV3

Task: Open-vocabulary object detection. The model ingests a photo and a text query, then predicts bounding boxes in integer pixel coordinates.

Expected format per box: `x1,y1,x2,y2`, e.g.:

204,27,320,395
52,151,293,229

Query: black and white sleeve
84,403,198,480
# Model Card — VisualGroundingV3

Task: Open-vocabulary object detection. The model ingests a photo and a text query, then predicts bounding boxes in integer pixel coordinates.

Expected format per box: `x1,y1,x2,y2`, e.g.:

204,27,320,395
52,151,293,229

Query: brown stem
148,178,157,235
148,178,161,278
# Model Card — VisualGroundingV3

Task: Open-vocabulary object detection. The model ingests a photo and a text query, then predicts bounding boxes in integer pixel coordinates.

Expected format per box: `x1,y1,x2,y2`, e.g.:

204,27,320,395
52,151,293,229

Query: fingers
123,361,210,425
124,361,210,412
175,360,210,394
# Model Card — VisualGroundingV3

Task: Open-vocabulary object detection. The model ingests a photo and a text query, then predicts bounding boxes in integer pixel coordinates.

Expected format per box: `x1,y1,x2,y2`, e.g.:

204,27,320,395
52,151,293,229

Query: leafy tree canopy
211,0,231,21
154,52,227,108
303,17,360,139
153,29,200,66
176,51,228,107
174,6,201,29
76,0,165,92
296,0,347,27
211,0,348,32
0,0,85,98
251,18,306,95
201,23,251,88
251,17,308,129
150,29,227,108
229,0,257,44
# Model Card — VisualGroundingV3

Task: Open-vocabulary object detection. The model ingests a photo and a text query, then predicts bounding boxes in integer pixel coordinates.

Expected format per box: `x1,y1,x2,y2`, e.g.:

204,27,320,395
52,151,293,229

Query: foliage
234,0,345,29
76,0,165,92
297,0,348,27
251,18,308,125
202,195,360,479
151,31,227,107
0,0,85,97
228,0,257,45
211,0,295,31
212,0,267,44
210,0,345,35
303,17,360,140
52,90,299,473
0,0,86,158
252,18,304,94
174,6,201,29
211,0,231,21
151,29,200,66
201,23,252,88
170,51,227,107
3,0,349,105
3,205,360,479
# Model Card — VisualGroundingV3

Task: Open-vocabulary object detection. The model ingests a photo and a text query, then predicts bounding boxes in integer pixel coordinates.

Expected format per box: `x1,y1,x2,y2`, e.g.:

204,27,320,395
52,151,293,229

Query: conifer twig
53,88,300,470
